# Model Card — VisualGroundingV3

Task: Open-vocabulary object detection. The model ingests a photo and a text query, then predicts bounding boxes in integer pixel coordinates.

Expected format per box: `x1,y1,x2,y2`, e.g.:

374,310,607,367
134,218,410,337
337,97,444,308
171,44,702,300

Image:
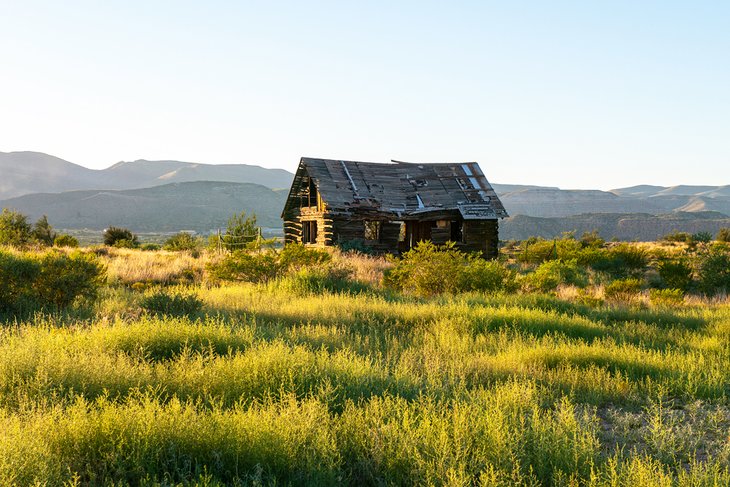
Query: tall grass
1,247,730,485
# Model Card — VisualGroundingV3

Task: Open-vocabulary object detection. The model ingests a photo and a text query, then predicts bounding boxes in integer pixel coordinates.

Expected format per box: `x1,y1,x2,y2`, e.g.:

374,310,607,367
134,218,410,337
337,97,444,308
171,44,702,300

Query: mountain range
1,151,728,239
0,151,293,199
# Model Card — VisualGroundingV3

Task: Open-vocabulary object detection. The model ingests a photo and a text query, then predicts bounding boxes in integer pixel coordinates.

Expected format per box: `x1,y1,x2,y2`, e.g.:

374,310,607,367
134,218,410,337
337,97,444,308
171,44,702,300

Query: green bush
33,251,106,308
518,237,583,264
54,234,79,248
280,265,361,295
692,232,713,244
696,249,730,296
0,208,32,246
0,250,41,313
662,231,693,243
385,241,515,296
279,243,331,269
163,233,199,251
585,244,648,278
385,242,469,296
0,250,105,313
522,259,588,293
657,259,693,291
460,258,518,293
141,290,203,317
140,243,161,251
208,250,282,283
604,278,643,304
717,228,730,243
103,227,139,248
649,289,685,308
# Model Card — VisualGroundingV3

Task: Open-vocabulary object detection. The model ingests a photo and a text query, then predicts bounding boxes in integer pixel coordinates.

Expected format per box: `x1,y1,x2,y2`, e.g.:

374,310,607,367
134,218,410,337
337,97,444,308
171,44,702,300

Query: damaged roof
283,157,508,219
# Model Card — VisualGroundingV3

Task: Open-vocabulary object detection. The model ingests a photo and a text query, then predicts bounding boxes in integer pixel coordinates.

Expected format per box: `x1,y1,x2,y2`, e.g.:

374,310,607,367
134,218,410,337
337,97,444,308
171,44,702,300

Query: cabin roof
282,157,508,219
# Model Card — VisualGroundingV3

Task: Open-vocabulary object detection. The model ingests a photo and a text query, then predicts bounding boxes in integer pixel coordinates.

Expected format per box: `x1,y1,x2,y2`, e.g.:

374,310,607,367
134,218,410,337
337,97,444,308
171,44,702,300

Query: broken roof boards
283,158,508,220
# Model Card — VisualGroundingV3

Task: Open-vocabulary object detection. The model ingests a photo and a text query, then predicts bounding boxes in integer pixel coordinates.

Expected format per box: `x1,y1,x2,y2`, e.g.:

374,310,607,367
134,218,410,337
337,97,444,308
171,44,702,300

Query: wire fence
213,229,284,253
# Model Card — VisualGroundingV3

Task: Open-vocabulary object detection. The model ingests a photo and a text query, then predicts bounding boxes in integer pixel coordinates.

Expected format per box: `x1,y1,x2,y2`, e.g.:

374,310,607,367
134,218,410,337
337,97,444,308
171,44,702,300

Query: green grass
1,278,730,485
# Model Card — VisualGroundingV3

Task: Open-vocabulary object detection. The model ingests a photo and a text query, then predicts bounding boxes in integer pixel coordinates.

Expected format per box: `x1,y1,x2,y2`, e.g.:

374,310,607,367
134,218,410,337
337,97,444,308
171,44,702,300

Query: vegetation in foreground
1,222,730,485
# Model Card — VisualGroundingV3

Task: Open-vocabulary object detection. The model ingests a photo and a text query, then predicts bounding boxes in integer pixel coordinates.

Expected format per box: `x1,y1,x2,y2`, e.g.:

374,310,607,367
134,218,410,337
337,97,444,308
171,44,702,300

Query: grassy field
1,244,729,486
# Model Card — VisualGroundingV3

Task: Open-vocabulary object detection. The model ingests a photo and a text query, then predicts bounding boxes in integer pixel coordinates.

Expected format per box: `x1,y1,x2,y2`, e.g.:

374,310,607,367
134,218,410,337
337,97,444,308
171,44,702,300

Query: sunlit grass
1,247,730,485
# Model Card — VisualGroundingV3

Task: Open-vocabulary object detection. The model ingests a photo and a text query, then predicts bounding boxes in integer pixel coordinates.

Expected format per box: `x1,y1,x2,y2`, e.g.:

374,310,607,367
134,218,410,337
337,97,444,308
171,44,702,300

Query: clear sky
1,0,728,189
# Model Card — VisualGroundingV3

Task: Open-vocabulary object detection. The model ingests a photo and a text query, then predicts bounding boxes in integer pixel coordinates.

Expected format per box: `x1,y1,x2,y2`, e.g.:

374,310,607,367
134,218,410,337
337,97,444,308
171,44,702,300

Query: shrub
385,242,515,296
32,251,106,308
718,228,730,242
579,230,605,248
692,232,713,244
207,250,281,283
663,231,693,243
0,250,105,313
104,227,139,247
657,259,693,291
279,243,331,270
54,234,79,248
518,237,582,264
696,249,730,295
141,243,161,251
604,278,643,304
0,250,41,313
141,290,203,317
163,233,199,251
0,208,32,246
280,264,361,294
384,242,467,296
587,244,648,278
522,259,588,293
222,211,259,251
460,258,518,293
649,289,685,308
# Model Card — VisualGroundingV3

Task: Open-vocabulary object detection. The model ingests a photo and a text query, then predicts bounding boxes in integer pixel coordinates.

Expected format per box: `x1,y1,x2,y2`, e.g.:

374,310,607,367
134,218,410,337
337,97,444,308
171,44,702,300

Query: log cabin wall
282,158,507,257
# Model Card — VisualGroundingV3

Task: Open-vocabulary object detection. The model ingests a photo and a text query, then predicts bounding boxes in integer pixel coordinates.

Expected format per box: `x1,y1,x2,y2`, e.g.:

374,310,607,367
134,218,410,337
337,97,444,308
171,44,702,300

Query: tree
32,215,56,246
222,211,259,251
0,208,32,246
103,227,139,247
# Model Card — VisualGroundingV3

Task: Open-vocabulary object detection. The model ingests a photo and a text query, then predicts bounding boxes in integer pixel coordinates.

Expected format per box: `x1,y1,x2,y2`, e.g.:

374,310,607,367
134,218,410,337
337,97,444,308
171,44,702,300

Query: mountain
500,212,730,241
0,151,294,199
493,184,730,218
0,181,288,232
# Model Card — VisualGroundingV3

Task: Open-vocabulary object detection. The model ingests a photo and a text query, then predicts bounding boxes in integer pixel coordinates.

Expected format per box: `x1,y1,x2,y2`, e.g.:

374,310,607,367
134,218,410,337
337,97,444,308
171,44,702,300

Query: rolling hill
0,181,288,232
0,151,294,199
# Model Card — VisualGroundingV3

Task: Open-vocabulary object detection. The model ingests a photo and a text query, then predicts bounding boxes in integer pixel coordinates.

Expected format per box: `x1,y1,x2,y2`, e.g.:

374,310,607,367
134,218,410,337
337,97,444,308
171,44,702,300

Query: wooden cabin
281,158,508,257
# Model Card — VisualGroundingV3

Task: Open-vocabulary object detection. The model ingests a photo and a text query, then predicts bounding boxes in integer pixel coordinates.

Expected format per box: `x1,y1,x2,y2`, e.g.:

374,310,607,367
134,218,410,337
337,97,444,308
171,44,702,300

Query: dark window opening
302,221,318,244
308,178,318,207
450,220,464,243
364,221,381,241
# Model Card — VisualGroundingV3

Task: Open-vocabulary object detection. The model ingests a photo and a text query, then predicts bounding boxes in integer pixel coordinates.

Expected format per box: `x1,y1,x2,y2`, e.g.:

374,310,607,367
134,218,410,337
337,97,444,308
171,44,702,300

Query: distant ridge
0,181,287,232
0,151,294,199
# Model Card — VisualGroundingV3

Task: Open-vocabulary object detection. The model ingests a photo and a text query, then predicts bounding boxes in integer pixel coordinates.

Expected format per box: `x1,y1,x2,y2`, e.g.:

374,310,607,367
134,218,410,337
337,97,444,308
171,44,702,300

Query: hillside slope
0,151,294,199
0,181,288,232
500,211,730,241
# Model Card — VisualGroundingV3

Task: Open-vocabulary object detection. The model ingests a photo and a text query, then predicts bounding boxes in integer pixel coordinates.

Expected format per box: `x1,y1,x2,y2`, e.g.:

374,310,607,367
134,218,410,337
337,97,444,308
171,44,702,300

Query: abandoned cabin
281,158,508,258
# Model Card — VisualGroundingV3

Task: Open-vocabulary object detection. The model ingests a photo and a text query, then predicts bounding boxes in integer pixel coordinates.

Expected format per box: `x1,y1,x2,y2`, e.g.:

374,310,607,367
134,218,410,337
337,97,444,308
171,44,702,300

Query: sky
1,1,728,190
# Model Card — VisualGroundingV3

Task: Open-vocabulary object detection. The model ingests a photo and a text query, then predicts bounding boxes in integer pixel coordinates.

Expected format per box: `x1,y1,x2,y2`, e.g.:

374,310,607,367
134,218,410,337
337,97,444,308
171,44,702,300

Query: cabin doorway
400,221,435,250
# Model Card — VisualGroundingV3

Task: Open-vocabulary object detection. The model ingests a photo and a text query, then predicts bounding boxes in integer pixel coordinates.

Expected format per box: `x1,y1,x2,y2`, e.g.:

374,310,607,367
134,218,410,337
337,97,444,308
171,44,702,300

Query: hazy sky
1,1,728,189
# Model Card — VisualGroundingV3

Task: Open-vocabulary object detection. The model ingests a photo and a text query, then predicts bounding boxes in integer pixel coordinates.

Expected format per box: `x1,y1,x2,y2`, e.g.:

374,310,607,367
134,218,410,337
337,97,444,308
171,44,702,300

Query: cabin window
394,221,406,242
364,221,381,241
308,178,318,207
450,220,464,243
302,221,318,244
